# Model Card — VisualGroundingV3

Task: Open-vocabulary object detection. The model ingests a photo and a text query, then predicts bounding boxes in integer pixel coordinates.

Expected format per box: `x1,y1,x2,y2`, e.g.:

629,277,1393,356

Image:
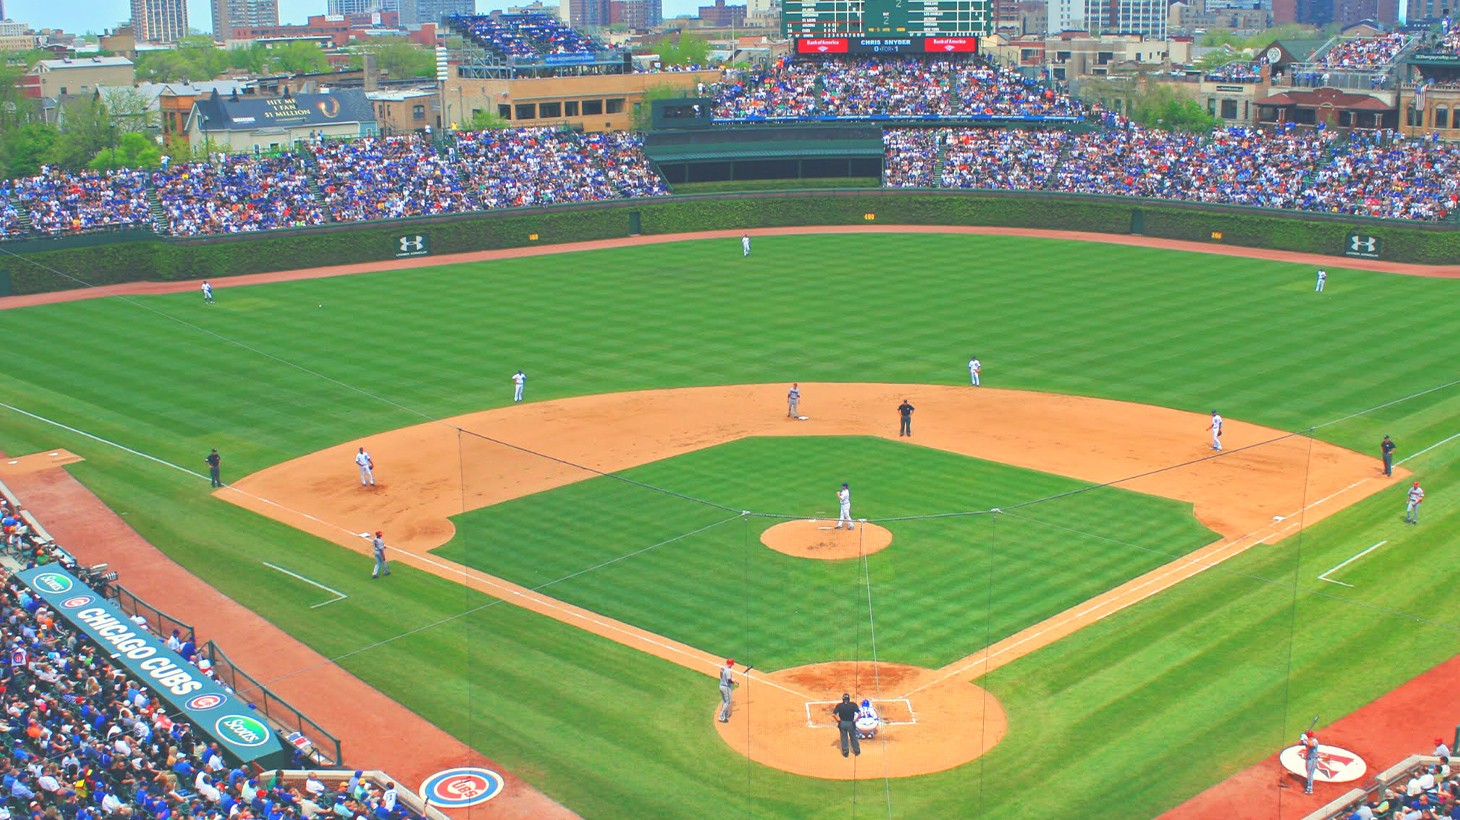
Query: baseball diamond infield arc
219,383,1400,780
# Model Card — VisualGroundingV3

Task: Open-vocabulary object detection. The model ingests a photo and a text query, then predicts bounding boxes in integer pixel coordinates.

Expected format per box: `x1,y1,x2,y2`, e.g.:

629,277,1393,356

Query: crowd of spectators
0,182,17,239
938,127,1068,190
10,168,153,238
713,57,1084,120
1320,32,1411,68
1299,131,1460,220
448,14,600,60
0,495,420,820
1205,62,1263,82
152,155,326,237
1426,27,1460,56
311,134,477,223
452,127,666,207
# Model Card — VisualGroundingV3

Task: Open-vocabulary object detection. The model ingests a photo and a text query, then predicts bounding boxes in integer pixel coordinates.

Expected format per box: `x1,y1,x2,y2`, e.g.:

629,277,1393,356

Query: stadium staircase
7,195,33,236
145,185,168,233
931,130,951,186
1043,138,1077,191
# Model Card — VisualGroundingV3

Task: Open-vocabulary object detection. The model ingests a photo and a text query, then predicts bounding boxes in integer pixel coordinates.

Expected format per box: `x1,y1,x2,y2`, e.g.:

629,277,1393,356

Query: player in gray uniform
787,384,801,418
371,531,391,578
717,659,736,722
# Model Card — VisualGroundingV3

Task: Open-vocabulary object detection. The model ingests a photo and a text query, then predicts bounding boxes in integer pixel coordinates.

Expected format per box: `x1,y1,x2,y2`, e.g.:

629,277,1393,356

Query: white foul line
263,562,348,608
1317,540,1388,588
1398,431,1460,465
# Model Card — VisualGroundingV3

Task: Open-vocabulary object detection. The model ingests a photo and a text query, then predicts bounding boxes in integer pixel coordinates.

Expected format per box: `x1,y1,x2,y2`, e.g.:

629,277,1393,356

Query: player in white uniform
836,483,853,530
512,370,526,402
201,281,213,303
1315,269,1327,292
968,356,981,386
742,233,751,257
1208,411,1223,451
355,447,375,486
1406,481,1425,524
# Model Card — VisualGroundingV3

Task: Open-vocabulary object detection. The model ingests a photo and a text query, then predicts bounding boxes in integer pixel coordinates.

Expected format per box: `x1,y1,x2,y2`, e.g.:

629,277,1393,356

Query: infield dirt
223,383,1398,779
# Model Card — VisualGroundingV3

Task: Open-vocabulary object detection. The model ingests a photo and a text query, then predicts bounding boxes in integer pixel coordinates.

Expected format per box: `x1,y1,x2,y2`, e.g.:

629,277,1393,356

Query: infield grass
1,232,1457,817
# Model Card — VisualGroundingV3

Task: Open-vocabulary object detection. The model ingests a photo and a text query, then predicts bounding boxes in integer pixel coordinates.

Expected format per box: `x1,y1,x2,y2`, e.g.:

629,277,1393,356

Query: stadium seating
152,155,327,237
447,13,602,60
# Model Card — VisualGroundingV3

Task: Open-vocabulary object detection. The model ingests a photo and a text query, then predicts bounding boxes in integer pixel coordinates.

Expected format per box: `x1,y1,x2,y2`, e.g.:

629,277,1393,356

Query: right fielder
836,483,854,530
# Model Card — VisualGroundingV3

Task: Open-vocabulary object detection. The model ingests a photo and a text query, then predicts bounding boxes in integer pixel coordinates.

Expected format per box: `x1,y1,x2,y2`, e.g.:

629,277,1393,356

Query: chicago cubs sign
419,767,505,808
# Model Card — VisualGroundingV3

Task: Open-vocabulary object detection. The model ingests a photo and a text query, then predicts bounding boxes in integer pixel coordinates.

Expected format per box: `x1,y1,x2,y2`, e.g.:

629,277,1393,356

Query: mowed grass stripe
438,437,1216,669
0,233,1455,817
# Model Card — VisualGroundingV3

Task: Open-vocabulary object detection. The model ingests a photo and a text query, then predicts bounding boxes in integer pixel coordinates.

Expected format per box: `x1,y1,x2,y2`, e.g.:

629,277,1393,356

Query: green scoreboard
783,0,991,50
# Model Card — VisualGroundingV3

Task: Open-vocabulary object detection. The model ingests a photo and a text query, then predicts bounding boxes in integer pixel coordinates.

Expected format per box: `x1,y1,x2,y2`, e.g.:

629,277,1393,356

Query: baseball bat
1306,715,1319,733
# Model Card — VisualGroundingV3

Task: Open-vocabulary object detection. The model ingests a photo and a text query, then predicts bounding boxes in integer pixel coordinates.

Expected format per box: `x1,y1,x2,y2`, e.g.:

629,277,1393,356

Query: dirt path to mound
222,383,1397,779
0,454,575,820
1,224,1455,312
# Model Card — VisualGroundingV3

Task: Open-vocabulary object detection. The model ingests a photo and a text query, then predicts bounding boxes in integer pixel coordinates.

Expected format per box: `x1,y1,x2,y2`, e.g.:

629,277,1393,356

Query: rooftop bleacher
446,13,604,61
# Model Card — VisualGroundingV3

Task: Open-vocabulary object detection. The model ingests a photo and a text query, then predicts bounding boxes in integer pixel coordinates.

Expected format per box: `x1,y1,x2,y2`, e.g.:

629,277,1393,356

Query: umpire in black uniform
832,694,861,757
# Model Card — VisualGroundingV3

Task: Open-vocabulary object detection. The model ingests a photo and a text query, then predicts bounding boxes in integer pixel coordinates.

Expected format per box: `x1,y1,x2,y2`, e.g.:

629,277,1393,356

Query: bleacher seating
447,13,602,60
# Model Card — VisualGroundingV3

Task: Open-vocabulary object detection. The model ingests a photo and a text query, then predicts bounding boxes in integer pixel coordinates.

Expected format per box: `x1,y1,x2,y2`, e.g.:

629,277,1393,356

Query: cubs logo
61,595,92,608
418,767,504,807
187,694,225,711
1279,743,1366,783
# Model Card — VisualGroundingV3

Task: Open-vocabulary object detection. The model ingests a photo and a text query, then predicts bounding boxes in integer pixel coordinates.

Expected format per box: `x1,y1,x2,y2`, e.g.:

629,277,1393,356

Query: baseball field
1,229,1457,817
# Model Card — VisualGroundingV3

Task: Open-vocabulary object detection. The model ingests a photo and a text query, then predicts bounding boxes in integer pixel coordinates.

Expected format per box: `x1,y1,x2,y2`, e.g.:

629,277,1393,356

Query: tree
98,87,161,135
265,41,329,75
88,131,164,171
0,123,59,178
135,37,232,82
632,82,695,131
1129,82,1219,132
348,42,435,79
468,109,510,130
651,32,712,67
49,96,116,170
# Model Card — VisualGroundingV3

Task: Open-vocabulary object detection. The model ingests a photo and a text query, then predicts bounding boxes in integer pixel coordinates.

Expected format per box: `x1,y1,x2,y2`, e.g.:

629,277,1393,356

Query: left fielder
742,233,751,257
1208,411,1223,451
836,483,853,530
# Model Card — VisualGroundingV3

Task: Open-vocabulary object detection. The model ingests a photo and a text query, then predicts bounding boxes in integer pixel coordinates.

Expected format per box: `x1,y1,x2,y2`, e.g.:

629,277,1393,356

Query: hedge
3,191,1455,295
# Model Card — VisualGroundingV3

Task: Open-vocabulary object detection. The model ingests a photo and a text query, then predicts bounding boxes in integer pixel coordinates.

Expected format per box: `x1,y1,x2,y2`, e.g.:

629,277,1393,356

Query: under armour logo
1349,236,1377,253
399,235,425,253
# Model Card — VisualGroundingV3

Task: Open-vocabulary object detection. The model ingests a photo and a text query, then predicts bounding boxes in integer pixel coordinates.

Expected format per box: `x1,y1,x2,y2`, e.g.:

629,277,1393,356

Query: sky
5,0,701,36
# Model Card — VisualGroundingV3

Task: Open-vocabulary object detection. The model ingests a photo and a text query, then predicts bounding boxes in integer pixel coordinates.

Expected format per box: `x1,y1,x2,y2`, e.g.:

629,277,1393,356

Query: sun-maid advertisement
17,567,291,768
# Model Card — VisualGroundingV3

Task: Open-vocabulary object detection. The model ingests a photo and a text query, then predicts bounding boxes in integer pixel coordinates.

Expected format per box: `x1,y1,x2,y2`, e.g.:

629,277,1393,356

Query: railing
107,583,196,644
204,639,345,767
1308,754,1438,819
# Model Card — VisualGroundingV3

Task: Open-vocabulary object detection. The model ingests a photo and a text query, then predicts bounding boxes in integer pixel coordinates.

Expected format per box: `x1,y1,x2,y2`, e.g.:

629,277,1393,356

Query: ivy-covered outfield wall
4,191,1456,295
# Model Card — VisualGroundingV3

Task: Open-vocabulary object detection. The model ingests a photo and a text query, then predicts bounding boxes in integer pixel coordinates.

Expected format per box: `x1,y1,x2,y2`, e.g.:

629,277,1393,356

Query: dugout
644,117,884,185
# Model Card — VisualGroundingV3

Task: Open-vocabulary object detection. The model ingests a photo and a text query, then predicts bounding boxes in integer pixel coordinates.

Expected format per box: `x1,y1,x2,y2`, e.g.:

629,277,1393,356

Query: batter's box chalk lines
803,698,916,728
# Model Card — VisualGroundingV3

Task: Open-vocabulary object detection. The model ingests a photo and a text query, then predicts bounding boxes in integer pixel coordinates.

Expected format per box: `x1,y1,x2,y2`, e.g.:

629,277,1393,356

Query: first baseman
836,483,854,530
787,383,801,418
1208,411,1223,451
1405,481,1424,524
968,356,981,386
512,369,526,403
356,446,375,486
718,659,736,722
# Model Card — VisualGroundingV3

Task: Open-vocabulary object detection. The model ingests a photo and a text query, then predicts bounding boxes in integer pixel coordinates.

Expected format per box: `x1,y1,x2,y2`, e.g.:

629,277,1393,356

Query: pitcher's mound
760,520,893,559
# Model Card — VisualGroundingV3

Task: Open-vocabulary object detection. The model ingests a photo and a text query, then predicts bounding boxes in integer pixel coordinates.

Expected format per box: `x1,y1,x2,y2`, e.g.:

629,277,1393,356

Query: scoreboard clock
784,0,991,42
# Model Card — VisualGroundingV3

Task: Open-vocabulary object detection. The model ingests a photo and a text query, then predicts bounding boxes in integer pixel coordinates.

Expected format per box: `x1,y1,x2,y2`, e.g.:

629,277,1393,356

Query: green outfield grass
438,436,1217,669
0,232,1456,817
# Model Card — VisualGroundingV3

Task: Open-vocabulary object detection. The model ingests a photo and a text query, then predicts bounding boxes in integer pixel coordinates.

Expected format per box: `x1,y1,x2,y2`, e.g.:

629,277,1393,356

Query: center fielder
1208,410,1223,451
355,447,375,486
836,483,854,530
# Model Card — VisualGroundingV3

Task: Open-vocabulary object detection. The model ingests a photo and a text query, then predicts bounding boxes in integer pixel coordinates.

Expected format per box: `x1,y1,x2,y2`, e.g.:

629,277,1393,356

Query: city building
131,0,189,43
400,0,475,25
608,0,664,27
568,0,610,28
212,0,280,41
186,88,378,152
229,12,436,48
21,55,136,100
697,0,748,27
0,20,35,53
1041,31,1176,79
745,0,779,26
1274,0,1400,25
442,66,720,131
328,0,401,14
368,87,439,133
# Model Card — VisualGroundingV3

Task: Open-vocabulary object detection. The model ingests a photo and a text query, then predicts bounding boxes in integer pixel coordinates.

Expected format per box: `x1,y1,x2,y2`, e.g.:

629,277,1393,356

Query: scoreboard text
783,0,991,40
